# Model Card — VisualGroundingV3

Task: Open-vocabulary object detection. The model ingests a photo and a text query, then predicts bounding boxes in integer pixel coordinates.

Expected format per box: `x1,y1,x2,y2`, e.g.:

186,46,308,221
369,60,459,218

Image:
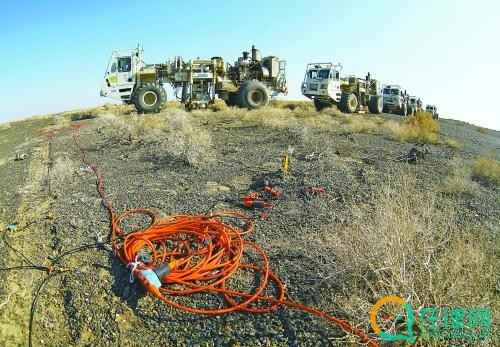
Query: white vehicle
408,96,423,116
302,63,383,113
100,45,287,113
100,47,147,104
426,105,439,119
302,63,343,111
382,85,409,116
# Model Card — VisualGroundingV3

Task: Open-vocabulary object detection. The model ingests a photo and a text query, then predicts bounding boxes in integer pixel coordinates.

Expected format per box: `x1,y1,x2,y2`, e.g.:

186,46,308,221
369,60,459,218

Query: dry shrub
270,100,314,112
94,109,215,167
208,99,229,112
472,157,500,185
383,112,440,144
101,103,135,116
339,115,379,134
51,156,75,183
161,109,215,167
441,158,478,194
95,113,166,142
444,138,462,150
95,113,135,141
406,111,440,133
326,172,498,334
475,125,489,134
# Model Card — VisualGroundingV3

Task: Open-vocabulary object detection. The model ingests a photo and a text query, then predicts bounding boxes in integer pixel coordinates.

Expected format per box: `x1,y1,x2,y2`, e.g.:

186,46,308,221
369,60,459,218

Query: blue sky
1,0,499,129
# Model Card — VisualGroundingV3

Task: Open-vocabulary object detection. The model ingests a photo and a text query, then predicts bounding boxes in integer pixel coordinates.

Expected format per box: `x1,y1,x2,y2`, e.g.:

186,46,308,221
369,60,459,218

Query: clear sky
1,0,499,129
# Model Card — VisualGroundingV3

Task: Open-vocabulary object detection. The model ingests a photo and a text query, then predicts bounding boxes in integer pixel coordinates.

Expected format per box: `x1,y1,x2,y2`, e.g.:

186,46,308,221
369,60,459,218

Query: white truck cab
100,47,146,103
382,84,409,116
302,63,342,105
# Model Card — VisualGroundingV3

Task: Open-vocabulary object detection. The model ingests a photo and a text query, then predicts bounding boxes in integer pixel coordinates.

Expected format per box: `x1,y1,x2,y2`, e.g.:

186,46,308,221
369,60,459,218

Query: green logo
370,295,492,343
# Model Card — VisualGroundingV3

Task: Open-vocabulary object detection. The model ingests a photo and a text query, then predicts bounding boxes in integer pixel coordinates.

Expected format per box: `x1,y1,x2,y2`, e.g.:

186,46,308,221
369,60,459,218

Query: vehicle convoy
382,84,410,116
100,45,287,113
426,105,439,119
408,96,423,116
301,63,383,113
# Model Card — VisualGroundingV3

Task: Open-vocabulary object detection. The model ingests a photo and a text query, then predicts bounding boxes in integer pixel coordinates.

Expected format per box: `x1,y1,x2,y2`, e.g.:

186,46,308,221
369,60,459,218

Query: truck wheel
340,93,358,113
368,95,383,114
400,103,408,117
314,99,330,111
225,92,240,107
132,83,167,113
240,80,269,109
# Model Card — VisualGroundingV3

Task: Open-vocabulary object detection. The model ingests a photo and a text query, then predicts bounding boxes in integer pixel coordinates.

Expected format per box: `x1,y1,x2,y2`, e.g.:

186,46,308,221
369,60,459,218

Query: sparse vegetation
161,110,216,167
94,109,215,168
69,110,98,122
384,111,440,144
444,137,462,150
0,102,498,346
324,172,498,340
441,158,478,194
472,157,500,185
475,125,489,134
270,100,314,111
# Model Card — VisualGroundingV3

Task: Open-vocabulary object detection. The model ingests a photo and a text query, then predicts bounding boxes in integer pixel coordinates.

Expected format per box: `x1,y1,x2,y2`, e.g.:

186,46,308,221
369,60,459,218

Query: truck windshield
383,88,400,95
308,69,330,79
117,57,131,72
318,69,330,79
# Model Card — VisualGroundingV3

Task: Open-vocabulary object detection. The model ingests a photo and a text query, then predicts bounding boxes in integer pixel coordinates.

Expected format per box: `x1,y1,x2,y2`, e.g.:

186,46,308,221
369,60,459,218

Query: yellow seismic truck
100,45,287,112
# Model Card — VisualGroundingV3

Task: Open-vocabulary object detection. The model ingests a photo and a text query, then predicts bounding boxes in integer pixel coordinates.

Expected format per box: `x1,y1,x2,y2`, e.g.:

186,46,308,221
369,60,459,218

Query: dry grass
160,110,216,167
443,138,462,150
269,100,314,112
440,158,478,194
339,115,380,134
94,109,215,168
475,125,489,134
472,157,500,185
384,112,440,144
310,172,498,343
200,106,442,145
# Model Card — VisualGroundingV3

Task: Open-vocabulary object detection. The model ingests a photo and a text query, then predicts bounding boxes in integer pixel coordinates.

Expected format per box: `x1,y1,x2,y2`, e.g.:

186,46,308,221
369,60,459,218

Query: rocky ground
0,106,498,347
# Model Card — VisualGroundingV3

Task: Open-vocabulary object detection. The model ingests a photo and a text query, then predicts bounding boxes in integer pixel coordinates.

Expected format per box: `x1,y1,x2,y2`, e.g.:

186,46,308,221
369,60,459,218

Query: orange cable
71,126,379,347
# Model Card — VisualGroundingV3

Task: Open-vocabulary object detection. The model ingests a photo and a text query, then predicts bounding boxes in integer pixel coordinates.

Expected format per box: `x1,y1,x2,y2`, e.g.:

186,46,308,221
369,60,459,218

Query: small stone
206,181,231,195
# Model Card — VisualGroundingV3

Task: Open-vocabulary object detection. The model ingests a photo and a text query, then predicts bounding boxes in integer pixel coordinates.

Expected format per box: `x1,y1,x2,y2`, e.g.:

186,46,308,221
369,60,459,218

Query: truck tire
132,83,166,113
314,98,330,111
225,92,241,107
340,93,358,113
399,103,407,117
368,95,383,114
240,80,269,109
407,105,415,117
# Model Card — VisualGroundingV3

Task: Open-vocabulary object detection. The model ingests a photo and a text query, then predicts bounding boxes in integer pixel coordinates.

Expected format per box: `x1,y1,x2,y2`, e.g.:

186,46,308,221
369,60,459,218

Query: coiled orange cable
72,125,379,347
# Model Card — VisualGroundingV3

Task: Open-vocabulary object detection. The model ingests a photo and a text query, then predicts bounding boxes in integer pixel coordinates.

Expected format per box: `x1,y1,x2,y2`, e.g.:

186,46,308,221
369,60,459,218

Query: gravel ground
0,109,498,347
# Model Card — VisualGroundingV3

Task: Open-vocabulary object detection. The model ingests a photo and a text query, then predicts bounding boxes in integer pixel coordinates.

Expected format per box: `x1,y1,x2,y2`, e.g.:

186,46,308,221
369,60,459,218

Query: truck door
105,58,118,87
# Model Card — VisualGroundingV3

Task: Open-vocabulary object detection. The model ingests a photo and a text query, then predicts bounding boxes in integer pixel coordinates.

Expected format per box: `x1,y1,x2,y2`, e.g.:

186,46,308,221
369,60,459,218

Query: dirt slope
0,104,498,347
